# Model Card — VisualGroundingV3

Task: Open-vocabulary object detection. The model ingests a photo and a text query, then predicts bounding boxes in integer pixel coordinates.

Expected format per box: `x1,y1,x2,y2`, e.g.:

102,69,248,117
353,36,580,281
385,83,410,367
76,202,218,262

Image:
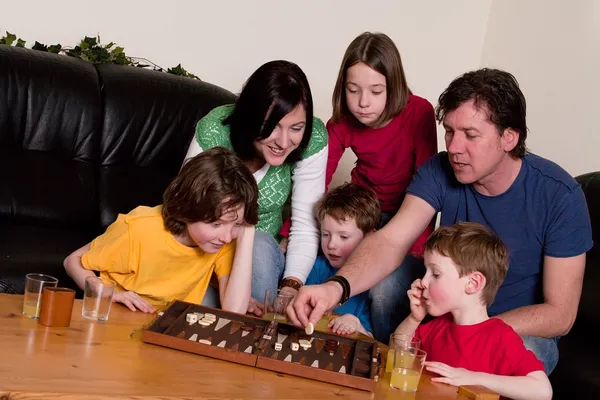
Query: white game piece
158,311,164,317
291,342,299,351
217,340,227,348
311,360,319,368
274,343,282,351
186,313,198,325
244,346,253,353
304,322,314,335
284,355,292,362
214,318,231,332
188,334,198,341
204,313,216,320
198,339,211,345
193,312,204,319
198,319,212,326
299,339,311,348
241,330,250,338
339,366,346,374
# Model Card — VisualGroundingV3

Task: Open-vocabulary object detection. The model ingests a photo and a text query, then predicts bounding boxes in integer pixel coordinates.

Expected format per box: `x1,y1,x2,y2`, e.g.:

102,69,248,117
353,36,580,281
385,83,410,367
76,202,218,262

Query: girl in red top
327,32,437,257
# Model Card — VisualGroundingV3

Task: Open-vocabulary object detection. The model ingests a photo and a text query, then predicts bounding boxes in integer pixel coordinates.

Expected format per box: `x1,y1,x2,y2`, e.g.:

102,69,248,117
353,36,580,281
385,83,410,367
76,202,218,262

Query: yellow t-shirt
81,205,235,306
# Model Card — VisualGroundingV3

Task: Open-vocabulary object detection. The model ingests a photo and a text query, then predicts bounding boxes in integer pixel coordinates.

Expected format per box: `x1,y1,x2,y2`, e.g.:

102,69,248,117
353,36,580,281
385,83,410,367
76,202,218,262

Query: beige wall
481,0,600,177
2,0,492,186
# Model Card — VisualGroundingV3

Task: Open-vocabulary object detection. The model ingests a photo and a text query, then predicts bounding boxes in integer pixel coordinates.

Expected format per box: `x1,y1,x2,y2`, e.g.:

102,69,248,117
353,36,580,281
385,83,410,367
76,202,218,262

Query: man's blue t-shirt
306,256,373,333
407,152,593,316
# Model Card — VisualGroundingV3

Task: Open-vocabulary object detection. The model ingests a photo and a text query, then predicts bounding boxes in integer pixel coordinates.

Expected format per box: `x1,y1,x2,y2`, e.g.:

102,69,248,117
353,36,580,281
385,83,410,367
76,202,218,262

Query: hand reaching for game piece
407,279,427,322
246,297,264,317
328,314,359,335
112,290,155,313
425,361,478,387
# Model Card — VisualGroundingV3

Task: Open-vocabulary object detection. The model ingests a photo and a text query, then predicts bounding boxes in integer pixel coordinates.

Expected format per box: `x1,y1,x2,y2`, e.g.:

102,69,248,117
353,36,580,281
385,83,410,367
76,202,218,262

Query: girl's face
253,104,306,167
345,62,388,127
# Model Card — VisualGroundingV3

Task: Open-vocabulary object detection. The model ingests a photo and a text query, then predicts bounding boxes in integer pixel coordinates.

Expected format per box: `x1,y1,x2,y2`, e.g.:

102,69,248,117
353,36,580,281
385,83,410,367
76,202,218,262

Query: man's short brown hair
424,222,509,305
315,183,381,234
162,147,259,235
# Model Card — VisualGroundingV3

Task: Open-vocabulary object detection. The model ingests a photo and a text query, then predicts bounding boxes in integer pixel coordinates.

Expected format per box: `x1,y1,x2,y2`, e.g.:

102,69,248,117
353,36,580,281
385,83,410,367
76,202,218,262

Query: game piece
274,343,282,351
198,339,211,345
298,339,311,349
198,319,211,326
189,333,198,341
193,312,204,319
217,340,226,348
291,342,299,351
214,318,231,332
204,313,216,320
158,311,164,317
186,313,198,324
304,322,314,335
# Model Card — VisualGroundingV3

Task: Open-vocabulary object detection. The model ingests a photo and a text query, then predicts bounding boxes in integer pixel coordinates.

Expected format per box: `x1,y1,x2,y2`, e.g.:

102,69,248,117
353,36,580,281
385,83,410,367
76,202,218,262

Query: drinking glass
389,347,427,392
263,289,294,322
386,333,421,373
82,276,116,321
23,273,58,319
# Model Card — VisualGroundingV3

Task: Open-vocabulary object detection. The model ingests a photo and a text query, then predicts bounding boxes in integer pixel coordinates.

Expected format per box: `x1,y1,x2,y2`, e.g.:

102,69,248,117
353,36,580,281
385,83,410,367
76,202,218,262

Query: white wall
481,0,600,177
1,0,492,186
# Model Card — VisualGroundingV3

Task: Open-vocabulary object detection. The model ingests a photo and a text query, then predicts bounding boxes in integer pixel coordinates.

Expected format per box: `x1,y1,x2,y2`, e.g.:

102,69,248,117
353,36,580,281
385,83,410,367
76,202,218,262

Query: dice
274,343,282,351
186,313,198,324
291,342,299,351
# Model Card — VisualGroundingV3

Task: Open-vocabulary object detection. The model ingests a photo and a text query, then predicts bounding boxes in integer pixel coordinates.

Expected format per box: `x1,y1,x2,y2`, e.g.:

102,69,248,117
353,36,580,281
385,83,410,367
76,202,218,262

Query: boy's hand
425,362,479,387
112,291,155,313
328,314,359,335
407,279,427,322
246,297,264,316
279,237,289,254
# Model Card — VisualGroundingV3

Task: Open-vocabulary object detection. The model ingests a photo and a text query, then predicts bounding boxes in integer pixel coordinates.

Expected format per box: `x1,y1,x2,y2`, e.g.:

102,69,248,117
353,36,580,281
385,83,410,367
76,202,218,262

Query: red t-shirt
415,314,544,376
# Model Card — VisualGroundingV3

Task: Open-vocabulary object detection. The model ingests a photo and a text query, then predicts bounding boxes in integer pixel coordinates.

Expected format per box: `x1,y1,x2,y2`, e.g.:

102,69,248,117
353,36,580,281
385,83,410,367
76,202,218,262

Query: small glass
389,347,427,392
82,276,116,321
386,333,421,373
263,289,294,322
23,273,59,319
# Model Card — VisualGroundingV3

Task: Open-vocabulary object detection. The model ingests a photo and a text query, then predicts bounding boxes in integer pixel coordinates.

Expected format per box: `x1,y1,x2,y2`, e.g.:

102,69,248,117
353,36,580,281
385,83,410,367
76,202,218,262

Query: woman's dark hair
224,60,314,164
162,147,259,235
436,68,528,158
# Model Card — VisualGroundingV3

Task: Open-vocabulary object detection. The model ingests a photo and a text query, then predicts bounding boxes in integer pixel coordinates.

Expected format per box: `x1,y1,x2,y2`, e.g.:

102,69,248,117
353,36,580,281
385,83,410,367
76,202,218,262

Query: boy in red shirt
394,222,552,400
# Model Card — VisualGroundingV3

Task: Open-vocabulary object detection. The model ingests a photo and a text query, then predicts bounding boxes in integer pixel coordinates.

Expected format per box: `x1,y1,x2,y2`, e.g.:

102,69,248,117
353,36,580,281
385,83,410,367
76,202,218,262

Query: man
288,68,593,374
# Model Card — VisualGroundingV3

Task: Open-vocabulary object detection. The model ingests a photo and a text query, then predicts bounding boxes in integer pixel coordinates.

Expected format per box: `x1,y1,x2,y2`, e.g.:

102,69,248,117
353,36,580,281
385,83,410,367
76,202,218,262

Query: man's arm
337,194,436,296
496,253,585,337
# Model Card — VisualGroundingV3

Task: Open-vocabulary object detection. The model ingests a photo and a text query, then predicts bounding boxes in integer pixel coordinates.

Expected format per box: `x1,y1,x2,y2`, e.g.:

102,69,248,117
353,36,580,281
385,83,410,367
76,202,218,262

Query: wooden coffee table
0,294,498,399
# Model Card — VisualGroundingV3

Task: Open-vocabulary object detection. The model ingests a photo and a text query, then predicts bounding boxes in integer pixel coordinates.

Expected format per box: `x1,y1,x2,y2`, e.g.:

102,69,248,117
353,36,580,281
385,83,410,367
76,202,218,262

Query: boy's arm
426,363,552,400
394,314,422,337
218,226,255,313
63,243,95,289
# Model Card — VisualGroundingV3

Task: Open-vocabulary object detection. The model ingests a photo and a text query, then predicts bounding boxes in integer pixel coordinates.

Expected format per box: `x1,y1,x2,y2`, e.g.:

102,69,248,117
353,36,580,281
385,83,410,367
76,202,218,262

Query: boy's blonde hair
424,222,509,305
316,183,381,234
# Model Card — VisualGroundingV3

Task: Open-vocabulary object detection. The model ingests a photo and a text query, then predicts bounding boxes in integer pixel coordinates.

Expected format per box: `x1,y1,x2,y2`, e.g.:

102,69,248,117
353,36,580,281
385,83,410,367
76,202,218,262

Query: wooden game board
141,300,381,391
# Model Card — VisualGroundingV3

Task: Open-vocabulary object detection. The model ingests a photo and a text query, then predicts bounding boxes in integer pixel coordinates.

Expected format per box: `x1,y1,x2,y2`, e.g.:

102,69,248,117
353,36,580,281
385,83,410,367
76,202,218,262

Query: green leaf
32,41,48,51
106,42,114,48
48,44,62,54
4,32,16,46
16,38,26,47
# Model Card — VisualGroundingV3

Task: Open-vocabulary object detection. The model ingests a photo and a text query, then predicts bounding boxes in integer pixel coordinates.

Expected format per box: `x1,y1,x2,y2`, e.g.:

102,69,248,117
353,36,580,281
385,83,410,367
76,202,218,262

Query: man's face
443,99,516,190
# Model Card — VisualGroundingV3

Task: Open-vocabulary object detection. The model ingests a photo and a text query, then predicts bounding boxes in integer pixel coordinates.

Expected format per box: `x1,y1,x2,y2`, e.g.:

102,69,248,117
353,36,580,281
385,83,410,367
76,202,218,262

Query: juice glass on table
389,347,427,392
23,273,59,319
386,333,421,373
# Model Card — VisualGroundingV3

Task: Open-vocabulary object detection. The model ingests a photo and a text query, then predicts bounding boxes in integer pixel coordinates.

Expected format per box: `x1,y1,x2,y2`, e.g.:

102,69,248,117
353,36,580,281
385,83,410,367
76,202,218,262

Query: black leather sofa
0,45,235,294
550,171,599,400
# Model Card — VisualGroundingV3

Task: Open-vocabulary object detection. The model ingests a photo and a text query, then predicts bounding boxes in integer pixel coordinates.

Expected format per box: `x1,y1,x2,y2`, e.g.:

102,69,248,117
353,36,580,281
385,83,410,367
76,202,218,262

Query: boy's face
421,250,471,316
186,204,245,253
321,215,365,268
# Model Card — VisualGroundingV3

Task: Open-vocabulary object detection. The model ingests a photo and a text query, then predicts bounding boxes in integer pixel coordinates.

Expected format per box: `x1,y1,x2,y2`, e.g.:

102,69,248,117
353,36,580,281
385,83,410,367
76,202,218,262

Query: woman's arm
219,226,256,313
284,146,328,284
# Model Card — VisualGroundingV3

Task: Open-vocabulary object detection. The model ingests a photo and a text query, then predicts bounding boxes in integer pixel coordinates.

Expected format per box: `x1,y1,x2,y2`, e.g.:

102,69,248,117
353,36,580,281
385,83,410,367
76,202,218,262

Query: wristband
325,275,351,306
279,278,302,291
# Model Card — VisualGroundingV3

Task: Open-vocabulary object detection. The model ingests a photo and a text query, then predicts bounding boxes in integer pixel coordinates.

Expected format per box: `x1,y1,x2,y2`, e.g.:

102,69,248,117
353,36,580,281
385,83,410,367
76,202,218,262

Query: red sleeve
325,119,347,189
407,101,438,258
495,324,545,376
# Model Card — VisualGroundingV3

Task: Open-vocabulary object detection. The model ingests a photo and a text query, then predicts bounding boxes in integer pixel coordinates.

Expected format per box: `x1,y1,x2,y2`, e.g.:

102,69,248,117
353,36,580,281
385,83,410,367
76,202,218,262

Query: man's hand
425,362,479,387
287,282,342,328
328,314,359,335
407,279,427,322
112,291,155,313
246,297,264,317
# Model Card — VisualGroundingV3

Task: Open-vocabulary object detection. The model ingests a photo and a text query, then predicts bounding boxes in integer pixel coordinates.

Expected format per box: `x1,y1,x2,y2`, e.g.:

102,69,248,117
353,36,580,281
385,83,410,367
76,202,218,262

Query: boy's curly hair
316,183,381,234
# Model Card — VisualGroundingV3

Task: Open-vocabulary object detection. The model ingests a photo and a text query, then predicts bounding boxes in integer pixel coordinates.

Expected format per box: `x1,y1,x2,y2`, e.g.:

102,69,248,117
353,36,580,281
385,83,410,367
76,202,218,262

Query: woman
184,60,327,311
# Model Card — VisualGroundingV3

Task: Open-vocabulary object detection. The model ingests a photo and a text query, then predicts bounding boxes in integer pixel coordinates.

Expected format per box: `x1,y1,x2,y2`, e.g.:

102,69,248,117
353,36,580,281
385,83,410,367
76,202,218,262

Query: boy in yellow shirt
64,147,258,313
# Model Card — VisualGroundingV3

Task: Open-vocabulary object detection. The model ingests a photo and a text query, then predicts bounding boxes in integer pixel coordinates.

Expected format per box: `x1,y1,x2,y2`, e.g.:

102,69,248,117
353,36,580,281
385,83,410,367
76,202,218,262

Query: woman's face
254,104,306,167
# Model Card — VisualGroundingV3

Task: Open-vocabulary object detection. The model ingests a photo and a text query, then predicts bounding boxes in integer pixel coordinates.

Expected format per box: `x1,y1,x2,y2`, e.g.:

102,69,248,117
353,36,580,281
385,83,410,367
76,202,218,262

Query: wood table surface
0,293,496,399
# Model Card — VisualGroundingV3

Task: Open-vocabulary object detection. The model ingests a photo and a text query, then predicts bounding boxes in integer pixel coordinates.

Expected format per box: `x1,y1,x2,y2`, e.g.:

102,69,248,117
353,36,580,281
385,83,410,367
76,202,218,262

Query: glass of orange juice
389,347,427,392
23,273,58,319
386,333,421,373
